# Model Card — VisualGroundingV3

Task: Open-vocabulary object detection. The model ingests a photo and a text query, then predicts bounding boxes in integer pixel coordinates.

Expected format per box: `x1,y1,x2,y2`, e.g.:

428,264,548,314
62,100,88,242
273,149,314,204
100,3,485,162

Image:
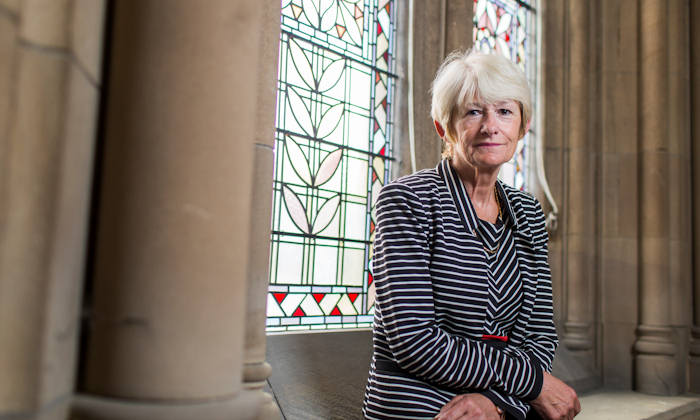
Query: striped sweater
363,160,557,420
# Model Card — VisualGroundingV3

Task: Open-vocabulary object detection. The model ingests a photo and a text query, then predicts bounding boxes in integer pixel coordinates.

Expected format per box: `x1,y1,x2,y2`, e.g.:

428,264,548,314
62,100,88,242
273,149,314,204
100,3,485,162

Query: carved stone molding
562,321,593,351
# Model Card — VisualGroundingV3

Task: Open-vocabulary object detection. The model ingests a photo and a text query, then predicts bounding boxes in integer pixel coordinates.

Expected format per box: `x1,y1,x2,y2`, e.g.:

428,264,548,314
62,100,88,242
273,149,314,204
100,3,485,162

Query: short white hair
430,49,532,158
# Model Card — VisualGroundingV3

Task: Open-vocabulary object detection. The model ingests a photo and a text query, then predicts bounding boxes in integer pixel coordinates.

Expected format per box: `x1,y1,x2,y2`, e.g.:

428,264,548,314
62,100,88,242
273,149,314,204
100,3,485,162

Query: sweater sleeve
479,388,531,420
373,182,542,401
478,198,558,420
518,199,558,372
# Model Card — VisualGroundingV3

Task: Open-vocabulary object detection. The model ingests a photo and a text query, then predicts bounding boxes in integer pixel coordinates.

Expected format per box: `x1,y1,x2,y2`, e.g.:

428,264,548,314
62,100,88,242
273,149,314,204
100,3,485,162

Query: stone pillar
73,1,279,419
598,0,640,390
241,1,281,418
444,0,473,56
561,0,595,357
541,0,567,324
0,0,105,418
689,0,700,393
634,0,692,395
398,0,473,176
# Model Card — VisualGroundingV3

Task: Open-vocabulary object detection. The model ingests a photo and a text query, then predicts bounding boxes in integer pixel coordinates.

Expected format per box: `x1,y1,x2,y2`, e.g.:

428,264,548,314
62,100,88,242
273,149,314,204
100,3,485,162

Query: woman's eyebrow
493,100,518,108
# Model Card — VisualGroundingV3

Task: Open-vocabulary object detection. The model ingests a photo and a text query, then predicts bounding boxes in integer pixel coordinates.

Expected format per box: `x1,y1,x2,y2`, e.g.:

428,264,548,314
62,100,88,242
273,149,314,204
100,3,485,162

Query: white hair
430,49,532,158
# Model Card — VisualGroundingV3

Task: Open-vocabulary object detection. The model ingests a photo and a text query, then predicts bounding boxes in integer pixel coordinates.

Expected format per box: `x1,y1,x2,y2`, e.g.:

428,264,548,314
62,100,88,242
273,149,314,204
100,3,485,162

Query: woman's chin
472,158,509,171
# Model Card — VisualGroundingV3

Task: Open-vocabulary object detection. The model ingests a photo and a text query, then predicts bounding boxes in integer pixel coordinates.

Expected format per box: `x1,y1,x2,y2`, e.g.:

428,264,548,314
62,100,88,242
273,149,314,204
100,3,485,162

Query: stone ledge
71,390,279,420
577,390,700,420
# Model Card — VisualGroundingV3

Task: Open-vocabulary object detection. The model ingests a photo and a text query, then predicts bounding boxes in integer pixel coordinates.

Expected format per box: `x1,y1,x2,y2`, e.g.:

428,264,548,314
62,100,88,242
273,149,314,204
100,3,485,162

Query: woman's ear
520,119,531,138
434,120,446,138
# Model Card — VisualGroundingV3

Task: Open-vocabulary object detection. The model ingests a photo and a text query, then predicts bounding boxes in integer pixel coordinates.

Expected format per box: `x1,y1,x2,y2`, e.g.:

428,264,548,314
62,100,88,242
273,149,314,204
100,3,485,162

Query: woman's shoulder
500,183,548,244
381,167,443,199
500,183,541,212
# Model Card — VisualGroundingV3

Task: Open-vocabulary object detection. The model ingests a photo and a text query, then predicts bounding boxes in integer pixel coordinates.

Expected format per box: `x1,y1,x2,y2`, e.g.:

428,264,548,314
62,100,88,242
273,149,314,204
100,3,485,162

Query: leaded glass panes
268,0,396,332
473,0,537,191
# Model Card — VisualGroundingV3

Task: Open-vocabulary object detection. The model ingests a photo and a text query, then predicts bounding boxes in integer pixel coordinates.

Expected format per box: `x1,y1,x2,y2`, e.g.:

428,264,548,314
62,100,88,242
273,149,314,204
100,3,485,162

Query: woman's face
450,99,525,171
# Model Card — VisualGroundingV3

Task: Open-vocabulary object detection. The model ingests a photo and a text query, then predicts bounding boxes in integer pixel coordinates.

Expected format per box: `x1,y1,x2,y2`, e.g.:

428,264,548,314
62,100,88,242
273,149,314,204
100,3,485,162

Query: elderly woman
362,50,580,420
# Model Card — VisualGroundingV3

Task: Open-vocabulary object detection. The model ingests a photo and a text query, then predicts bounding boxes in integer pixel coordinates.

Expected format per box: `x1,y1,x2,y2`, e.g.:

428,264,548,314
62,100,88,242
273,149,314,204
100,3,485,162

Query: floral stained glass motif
473,0,537,191
268,0,396,332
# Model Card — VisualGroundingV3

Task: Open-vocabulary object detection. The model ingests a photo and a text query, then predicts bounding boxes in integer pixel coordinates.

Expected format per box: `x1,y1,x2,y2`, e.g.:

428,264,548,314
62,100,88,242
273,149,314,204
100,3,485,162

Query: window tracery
267,0,396,332
473,0,537,190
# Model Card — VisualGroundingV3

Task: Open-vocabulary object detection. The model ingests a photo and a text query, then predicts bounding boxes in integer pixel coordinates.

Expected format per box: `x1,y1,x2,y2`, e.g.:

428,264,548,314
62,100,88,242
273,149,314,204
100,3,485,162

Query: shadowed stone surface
266,330,373,420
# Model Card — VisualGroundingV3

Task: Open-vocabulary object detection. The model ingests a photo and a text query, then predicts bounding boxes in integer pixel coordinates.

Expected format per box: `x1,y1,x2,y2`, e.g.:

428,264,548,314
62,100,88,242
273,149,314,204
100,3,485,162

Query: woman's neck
450,156,500,222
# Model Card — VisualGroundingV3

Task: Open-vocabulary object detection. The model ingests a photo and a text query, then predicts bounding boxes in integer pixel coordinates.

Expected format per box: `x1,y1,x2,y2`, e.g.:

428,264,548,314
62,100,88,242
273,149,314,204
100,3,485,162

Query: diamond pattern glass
473,0,537,191
268,0,396,332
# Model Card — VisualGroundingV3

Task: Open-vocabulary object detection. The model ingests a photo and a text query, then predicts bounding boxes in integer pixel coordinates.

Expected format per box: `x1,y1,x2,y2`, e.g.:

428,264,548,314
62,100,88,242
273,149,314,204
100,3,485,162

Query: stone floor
577,391,700,420
266,331,700,420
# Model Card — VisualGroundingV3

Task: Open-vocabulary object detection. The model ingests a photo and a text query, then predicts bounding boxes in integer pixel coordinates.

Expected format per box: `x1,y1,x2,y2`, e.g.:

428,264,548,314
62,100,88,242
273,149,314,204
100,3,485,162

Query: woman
363,50,580,420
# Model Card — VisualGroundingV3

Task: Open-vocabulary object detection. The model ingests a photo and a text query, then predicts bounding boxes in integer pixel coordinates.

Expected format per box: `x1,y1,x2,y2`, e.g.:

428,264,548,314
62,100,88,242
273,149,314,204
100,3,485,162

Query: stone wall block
243,144,274,385
242,0,279,398
690,0,700,347
601,71,637,155
689,0,700,394
543,147,563,212
565,148,594,234
0,0,20,13
639,1,668,153
0,4,18,217
411,1,444,171
601,238,638,323
444,0,472,54
70,0,106,83
602,322,636,389
19,0,70,48
40,63,99,407
566,0,588,144
72,390,276,420
601,154,619,237
634,325,681,395
542,0,565,68
84,0,263,402
668,238,692,326
639,151,670,238
600,0,638,73
564,234,592,320
563,232,594,353
668,155,692,242
0,46,68,411
635,2,689,391
548,235,564,323
639,237,671,326
616,153,638,239
666,2,691,158
253,0,281,149
0,8,16,131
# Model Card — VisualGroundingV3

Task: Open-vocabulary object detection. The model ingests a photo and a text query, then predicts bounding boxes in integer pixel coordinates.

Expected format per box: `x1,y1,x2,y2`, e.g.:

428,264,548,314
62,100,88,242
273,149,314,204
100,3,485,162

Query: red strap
481,334,508,342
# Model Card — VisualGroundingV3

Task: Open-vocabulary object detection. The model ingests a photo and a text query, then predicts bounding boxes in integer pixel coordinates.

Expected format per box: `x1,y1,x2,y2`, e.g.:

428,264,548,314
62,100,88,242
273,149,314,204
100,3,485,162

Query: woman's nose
480,112,498,135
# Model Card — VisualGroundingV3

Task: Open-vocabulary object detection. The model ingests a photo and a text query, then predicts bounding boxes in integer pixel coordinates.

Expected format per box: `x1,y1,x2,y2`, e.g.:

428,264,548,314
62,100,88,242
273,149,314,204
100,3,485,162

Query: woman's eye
498,108,513,115
466,109,481,116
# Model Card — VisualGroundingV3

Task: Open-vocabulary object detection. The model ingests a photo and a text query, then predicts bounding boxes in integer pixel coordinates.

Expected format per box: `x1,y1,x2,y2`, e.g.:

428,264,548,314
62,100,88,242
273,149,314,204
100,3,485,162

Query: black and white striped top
363,160,557,420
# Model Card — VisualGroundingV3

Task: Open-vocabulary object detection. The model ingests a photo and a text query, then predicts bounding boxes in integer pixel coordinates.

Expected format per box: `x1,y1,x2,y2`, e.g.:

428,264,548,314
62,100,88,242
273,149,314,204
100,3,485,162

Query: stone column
689,0,700,393
402,1,445,175
241,1,281,417
541,0,567,324
561,0,595,357
598,0,640,390
634,0,692,395
444,0,473,55
0,0,105,418
398,0,473,177
73,1,279,419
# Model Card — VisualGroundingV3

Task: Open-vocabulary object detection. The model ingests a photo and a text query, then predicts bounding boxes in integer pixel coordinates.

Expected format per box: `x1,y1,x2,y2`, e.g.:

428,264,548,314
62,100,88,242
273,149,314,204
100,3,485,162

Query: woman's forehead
458,97,520,108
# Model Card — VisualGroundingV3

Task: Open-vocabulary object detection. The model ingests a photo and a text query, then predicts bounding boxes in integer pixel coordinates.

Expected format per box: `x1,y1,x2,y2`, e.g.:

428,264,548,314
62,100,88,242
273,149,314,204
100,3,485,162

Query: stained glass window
267,0,396,332
473,0,537,191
